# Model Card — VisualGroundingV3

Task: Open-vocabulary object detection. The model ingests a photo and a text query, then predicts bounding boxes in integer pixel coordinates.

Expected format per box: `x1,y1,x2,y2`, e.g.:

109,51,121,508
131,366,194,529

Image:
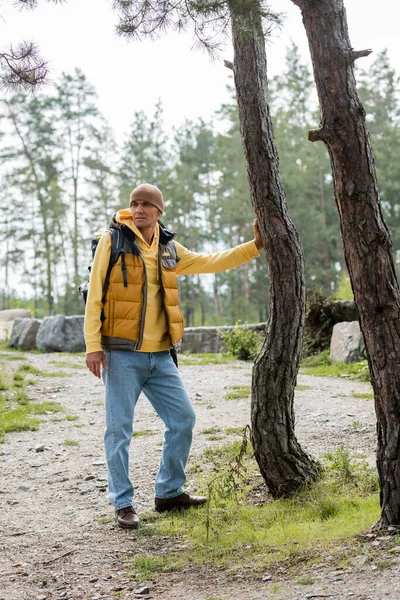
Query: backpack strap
101,228,126,303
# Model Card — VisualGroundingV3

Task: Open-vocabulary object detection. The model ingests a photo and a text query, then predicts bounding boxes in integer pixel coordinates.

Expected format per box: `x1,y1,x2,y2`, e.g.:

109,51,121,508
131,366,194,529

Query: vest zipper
133,252,148,351
158,246,169,333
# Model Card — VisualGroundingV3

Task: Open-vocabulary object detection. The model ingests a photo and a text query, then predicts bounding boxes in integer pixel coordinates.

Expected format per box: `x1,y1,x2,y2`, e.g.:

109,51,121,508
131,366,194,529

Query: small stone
36,596,47,600
135,586,150,595
35,445,45,452
84,475,95,481
261,574,272,582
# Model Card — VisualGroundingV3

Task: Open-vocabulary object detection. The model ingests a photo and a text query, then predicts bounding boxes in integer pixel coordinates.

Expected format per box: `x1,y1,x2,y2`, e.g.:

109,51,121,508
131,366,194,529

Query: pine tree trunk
292,0,400,526
229,3,320,497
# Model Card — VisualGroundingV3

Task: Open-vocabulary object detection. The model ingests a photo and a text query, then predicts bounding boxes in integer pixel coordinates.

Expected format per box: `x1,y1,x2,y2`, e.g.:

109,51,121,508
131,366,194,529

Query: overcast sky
1,0,400,141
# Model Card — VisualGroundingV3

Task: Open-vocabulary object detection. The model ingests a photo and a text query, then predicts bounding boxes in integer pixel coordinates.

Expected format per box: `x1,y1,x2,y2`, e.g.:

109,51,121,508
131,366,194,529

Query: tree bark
229,2,320,497
292,0,400,526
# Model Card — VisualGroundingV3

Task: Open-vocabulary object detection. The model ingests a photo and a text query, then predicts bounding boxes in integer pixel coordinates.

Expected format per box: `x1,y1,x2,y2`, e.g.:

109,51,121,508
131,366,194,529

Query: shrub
221,322,262,361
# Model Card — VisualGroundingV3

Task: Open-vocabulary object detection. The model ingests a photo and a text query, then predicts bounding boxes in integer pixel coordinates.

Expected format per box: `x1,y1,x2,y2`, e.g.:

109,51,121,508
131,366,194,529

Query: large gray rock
10,318,41,350
0,309,31,322
36,315,85,353
0,309,31,342
330,321,365,363
181,323,267,354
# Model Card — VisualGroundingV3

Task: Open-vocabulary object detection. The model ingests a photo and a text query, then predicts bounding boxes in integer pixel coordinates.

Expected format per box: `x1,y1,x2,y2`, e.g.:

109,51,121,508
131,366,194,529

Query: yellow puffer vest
100,224,184,351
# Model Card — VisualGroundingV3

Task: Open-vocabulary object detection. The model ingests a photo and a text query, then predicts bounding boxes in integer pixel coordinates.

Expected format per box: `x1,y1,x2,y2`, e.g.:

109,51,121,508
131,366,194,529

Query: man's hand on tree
86,351,107,379
253,219,264,250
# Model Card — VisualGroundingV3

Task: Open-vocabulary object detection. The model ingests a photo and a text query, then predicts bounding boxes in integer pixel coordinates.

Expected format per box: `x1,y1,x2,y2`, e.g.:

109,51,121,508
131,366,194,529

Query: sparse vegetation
50,360,85,369
180,353,232,366
301,351,370,382
221,322,262,361
353,392,374,400
224,385,251,400
0,364,63,441
225,427,245,435
63,439,79,447
132,429,155,437
128,442,380,582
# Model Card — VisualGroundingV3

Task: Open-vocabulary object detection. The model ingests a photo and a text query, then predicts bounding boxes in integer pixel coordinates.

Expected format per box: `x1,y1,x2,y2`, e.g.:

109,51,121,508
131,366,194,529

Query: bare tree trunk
7,105,54,315
292,0,400,526
229,3,320,497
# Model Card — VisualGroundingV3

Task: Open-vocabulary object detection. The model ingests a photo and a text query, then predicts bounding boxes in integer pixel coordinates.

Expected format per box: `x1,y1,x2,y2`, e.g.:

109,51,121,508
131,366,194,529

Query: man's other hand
253,219,264,250
86,351,107,379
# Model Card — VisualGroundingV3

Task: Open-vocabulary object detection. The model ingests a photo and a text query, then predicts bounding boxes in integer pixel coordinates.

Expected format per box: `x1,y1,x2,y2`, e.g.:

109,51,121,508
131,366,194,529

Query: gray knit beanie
129,183,164,214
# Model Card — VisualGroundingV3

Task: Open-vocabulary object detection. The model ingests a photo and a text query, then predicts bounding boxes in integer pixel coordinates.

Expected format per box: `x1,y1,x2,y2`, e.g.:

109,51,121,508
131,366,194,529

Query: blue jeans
102,350,196,510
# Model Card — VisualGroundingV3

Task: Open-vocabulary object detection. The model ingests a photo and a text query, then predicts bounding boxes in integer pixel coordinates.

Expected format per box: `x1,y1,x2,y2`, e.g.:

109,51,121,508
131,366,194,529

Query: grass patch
50,360,85,369
0,353,28,361
353,392,374,400
201,426,222,435
180,353,232,366
65,415,79,421
132,429,155,437
224,385,251,400
129,443,380,582
225,427,245,435
296,384,312,391
301,351,370,382
17,364,41,375
0,405,41,435
63,439,79,446
0,364,63,440
297,576,316,585
29,402,62,415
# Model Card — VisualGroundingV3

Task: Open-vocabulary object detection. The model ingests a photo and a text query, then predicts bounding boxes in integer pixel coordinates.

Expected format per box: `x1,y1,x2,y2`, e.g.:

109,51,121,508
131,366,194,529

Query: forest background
0,46,399,326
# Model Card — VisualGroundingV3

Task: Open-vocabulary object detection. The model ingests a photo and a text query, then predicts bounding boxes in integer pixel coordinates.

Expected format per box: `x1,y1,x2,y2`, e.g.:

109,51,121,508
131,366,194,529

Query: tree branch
348,49,373,63
0,42,49,90
308,129,326,143
224,60,233,70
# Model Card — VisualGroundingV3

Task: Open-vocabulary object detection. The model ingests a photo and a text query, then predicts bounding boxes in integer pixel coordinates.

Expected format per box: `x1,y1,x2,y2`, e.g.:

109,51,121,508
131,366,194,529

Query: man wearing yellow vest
84,183,263,529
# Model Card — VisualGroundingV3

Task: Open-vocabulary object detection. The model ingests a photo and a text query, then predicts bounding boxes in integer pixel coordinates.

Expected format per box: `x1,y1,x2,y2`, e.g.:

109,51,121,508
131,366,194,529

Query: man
84,183,263,529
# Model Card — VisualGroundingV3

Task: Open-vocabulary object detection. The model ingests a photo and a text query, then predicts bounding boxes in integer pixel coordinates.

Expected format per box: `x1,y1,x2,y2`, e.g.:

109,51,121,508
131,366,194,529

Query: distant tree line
0,46,399,325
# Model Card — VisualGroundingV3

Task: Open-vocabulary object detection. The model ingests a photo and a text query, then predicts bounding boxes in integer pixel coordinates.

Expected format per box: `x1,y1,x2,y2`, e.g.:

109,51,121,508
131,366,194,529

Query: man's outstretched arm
176,219,264,276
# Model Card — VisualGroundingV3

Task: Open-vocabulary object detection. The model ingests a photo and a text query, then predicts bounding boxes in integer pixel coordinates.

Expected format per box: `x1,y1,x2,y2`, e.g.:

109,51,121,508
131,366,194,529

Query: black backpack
79,227,126,305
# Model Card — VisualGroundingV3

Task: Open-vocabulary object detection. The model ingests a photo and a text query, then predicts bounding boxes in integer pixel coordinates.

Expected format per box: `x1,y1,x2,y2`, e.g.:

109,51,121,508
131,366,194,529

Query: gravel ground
1,351,399,600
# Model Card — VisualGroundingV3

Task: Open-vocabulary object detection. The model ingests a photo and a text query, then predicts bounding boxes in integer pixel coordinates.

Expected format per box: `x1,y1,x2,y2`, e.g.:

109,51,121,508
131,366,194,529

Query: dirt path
1,352,399,600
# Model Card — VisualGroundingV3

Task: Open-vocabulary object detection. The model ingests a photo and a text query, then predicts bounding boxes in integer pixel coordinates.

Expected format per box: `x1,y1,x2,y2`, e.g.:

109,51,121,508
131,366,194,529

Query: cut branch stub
348,49,373,63
308,129,326,143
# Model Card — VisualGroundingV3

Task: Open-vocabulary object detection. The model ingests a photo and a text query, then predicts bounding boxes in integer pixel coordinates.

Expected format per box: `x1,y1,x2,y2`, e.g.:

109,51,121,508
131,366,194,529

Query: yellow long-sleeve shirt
84,211,260,354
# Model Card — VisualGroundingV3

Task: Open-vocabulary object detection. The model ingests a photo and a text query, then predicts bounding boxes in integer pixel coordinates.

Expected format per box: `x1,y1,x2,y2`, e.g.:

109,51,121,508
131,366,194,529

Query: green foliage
130,441,379,581
336,271,354,301
301,353,370,383
221,322,262,361
3,48,400,325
